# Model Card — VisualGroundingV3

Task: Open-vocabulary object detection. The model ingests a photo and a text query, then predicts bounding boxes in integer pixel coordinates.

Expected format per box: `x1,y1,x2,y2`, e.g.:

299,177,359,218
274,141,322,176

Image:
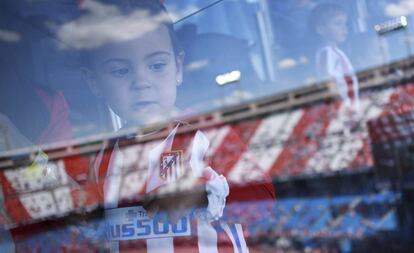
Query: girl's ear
175,51,185,87
81,67,103,98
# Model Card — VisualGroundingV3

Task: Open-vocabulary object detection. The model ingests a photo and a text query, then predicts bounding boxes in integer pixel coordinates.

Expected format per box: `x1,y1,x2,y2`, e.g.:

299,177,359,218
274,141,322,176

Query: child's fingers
168,208,186,224
143,198,159,218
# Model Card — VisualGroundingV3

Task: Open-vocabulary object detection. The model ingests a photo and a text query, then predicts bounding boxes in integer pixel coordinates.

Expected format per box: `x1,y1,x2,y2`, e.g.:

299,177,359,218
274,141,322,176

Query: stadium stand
10,191,399,253
221,191,400,240
367,86,414,186
1,82,414,227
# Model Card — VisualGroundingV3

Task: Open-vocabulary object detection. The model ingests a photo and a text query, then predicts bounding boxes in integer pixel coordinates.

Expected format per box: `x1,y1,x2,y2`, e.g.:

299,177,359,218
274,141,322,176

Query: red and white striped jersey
98,124,275,252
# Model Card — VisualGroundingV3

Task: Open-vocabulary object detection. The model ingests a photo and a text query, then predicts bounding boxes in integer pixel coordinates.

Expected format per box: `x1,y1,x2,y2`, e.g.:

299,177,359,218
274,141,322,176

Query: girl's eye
149,62,167,72
111,68,129,77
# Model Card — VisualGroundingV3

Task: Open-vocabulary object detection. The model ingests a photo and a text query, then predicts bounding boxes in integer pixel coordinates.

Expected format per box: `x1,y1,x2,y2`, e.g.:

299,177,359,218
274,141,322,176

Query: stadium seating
221,191,400,240
1,83,413,227
4,190,401,251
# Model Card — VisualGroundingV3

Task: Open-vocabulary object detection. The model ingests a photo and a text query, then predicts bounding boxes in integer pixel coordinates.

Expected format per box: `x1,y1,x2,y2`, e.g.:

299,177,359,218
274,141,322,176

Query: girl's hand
143,180,208,223
143,166,229,223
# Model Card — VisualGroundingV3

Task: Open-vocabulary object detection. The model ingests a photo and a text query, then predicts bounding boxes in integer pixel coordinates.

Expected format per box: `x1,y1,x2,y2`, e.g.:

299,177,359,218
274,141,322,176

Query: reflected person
79,1,235,252
310,3,360,113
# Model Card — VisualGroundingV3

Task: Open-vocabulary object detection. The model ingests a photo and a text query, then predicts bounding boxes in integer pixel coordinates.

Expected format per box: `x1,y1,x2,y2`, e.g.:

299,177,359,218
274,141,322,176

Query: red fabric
345,75,354,99
227,181,275,203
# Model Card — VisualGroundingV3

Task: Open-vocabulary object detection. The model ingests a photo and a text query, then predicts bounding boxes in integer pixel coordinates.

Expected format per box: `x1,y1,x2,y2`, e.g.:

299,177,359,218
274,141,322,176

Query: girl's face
86,25,183,126
318,13,348,45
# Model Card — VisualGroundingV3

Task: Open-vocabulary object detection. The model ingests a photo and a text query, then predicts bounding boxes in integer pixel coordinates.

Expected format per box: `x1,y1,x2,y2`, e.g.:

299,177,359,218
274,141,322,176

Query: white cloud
385,0,414,17
298,56,308,64
213,90,254,107
56,0,171,49
277,56,309,70
0,29,20,42
278,58,297,69
185,60,209,72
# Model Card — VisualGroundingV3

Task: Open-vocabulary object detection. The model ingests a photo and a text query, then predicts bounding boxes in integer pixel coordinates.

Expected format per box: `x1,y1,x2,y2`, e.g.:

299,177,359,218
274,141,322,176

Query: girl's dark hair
309,3,347,35
80,0,182,66
106,0,182,54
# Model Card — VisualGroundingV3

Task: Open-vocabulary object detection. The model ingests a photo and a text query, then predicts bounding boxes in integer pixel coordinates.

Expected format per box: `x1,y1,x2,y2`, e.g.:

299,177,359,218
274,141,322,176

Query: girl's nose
130,68,151,89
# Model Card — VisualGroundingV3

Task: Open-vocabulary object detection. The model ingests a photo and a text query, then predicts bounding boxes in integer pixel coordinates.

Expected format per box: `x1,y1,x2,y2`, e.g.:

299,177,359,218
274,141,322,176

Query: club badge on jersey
105,206,191,241
159,150,183,182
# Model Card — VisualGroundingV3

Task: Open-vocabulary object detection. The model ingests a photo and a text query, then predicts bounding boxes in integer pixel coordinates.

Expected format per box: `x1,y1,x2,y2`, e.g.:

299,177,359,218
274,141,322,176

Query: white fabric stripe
190,131,211,177
235,223,249,253
182,127,223,175
133,141,162,195
104,143,123,209
197,219,219,253
109,241,119,253
119,145,148,199
220,222,240,253
146,237,174,253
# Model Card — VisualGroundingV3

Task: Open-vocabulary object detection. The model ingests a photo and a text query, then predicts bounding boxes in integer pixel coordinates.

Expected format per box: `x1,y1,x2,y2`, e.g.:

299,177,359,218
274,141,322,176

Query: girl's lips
132,101,158,110
135,101,156,106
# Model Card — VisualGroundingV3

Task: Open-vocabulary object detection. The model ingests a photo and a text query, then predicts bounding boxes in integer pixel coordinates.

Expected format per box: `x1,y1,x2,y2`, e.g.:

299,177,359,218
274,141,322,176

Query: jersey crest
159,150,183,181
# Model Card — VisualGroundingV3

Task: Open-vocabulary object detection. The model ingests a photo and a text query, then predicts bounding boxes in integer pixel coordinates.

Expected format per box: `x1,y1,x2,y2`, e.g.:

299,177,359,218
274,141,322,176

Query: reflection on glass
311,3,360,113
1,0,414,252
180,31,263,111
70,1,274,252
78,1,225,252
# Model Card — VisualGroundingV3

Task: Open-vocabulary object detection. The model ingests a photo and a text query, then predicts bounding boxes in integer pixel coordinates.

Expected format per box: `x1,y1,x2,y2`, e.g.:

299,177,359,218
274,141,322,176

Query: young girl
1,1,275,252
78,1,274,252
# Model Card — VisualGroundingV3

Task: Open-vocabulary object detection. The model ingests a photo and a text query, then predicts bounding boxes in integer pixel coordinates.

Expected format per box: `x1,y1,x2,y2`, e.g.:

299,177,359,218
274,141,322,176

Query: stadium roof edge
1,57,414,168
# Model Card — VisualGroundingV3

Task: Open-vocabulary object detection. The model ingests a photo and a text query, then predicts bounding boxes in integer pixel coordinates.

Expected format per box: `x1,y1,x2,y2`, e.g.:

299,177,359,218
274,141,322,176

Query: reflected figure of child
311,3,360,114
76,1,248,252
